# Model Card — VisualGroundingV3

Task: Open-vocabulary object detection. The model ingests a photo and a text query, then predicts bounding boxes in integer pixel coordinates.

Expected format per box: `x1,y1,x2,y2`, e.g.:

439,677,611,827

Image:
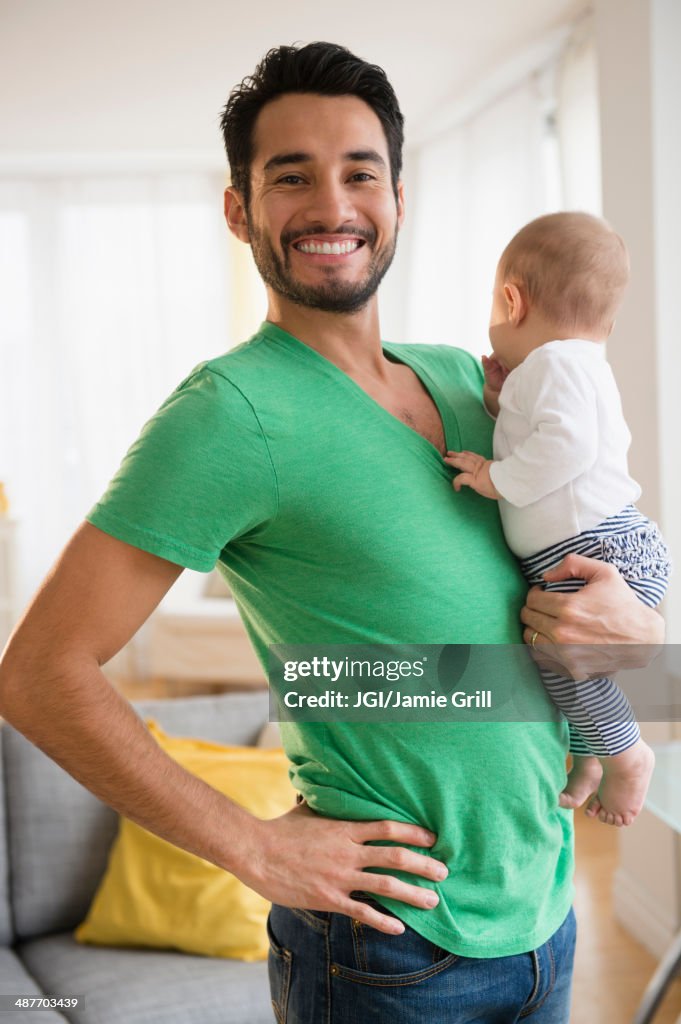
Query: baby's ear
504,282,528,326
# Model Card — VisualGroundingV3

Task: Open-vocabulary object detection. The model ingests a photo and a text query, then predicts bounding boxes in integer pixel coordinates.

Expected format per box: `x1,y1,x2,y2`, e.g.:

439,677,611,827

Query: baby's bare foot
585,740,655,827
559,755,603,809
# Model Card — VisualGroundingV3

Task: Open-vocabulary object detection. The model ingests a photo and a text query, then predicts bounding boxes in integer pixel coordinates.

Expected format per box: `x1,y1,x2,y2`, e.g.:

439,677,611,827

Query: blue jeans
267,896,576,1023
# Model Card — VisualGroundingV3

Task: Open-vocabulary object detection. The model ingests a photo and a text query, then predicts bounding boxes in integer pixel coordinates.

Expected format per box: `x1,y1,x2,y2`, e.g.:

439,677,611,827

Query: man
0,42,663,1023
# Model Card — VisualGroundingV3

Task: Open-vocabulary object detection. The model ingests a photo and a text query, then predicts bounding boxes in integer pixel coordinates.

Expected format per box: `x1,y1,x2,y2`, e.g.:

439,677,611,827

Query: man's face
235,93,404,314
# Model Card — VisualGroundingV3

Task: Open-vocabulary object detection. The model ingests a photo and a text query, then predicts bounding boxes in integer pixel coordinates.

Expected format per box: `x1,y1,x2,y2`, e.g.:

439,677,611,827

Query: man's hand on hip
238,800,448,935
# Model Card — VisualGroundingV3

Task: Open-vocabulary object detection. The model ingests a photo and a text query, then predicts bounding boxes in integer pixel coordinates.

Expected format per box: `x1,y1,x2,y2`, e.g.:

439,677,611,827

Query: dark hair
219,41,404,205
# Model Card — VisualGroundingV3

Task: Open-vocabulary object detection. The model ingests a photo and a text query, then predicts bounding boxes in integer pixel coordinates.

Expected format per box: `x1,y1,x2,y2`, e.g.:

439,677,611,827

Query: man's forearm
0,658,262,876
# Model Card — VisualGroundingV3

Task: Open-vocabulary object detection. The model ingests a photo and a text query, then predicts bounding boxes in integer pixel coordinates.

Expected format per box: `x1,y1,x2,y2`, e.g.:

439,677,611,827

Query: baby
445,211,671,827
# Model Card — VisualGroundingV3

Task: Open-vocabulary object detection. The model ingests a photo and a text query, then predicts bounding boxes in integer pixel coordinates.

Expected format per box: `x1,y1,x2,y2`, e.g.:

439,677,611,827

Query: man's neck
266,295,389,378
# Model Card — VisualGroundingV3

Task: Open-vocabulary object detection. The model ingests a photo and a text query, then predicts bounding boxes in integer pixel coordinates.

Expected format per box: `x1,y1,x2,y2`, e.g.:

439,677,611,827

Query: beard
246,220,398,314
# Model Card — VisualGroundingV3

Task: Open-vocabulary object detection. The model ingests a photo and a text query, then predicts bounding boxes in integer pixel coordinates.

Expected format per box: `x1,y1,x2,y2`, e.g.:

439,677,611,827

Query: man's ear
396,180,405,230
224,187,250,244
503,282,528,326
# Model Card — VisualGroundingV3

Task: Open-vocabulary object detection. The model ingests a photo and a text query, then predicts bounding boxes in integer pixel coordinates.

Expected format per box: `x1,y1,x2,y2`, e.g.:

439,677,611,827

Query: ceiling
1,0,589,163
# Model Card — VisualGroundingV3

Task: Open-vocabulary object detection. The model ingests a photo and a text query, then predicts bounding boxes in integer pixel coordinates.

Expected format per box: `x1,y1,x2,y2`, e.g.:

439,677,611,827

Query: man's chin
251,236,396,315
273,278,379,315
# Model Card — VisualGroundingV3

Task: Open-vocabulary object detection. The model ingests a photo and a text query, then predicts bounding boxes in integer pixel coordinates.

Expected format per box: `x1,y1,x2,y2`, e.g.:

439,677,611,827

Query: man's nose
302,179,357,226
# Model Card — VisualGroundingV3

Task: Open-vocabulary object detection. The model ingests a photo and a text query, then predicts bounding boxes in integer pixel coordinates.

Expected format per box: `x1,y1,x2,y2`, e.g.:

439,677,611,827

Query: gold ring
531,631,539,649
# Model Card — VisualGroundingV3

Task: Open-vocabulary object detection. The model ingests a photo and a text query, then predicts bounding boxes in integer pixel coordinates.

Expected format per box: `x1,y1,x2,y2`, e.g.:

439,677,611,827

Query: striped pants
520,506,671,757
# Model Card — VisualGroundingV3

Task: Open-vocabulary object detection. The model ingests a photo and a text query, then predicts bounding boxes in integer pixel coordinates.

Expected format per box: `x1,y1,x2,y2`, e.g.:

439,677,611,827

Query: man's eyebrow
345,149,387,168
262,149,388,173
263,152,312,172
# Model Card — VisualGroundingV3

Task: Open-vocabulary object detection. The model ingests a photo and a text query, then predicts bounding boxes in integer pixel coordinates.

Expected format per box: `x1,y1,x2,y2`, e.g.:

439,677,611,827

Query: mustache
281,225,377,247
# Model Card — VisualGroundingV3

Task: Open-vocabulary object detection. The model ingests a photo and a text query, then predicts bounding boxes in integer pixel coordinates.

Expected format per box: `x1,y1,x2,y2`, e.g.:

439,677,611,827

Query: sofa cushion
5,691,271,941
0,730,14,945
0,947,69,1022
132,692,270,747
3,727,119,942
19,933,272,1024
75,719,294,961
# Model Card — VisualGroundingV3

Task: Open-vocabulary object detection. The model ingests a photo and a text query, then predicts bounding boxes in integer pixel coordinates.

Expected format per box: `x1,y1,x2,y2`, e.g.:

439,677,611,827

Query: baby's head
489,211,630,369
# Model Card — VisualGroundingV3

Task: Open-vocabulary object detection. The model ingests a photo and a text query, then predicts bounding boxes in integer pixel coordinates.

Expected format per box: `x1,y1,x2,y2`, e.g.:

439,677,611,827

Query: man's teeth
295,240,360,255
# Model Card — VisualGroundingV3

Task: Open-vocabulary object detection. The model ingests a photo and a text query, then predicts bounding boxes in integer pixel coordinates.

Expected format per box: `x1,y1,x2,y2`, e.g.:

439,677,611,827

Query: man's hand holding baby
444,451,501,499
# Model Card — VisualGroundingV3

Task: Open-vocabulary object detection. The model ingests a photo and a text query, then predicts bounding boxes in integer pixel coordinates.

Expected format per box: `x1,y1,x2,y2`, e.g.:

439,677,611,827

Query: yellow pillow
74,720,295,961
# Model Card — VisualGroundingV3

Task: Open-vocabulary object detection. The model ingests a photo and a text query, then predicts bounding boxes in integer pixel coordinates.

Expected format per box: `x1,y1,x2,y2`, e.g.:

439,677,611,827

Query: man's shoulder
149,329,282,437
175,328,296,409
201,329,274,383
386,341,477,362
386,342,483,389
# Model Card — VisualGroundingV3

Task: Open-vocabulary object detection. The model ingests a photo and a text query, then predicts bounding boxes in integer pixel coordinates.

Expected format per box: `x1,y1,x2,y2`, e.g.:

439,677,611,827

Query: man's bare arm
0,523,448,934
0,522,260,868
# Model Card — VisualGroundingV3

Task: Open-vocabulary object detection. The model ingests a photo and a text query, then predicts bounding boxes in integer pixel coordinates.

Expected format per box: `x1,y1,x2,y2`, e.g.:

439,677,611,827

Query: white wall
596,0,681,960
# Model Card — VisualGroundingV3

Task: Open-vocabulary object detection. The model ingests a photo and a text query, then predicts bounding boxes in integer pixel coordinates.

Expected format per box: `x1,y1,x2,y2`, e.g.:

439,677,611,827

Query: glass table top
647,743,681,833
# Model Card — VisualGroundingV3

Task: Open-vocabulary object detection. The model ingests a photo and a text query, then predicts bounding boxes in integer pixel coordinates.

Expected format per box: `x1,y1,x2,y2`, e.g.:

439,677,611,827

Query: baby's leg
559,739,602,811
542,668,654,825
585,741,656,826
520,512,671,827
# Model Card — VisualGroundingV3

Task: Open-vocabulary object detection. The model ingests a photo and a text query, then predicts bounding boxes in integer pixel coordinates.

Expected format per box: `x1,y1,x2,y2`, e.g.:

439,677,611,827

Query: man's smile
289,233,368,262
294,239,363,256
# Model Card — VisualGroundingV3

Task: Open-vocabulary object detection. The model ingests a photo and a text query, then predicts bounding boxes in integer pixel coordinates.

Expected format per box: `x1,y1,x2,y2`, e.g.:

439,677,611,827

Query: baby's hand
481,354,510,393
444,451,501,500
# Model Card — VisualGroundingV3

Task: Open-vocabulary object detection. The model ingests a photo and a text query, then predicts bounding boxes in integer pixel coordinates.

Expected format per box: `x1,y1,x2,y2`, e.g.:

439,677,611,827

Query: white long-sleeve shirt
488,339,641,558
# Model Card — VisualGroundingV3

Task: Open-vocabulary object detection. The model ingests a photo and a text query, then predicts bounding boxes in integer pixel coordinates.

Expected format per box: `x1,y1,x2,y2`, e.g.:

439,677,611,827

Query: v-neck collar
258,321,462,457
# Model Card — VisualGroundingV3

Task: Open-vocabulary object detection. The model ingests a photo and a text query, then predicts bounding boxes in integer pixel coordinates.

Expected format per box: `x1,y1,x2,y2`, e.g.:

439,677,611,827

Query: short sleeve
86,366,278,571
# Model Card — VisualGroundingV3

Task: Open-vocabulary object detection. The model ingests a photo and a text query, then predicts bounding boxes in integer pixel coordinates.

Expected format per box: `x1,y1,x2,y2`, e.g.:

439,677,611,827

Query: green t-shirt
87,321,573,957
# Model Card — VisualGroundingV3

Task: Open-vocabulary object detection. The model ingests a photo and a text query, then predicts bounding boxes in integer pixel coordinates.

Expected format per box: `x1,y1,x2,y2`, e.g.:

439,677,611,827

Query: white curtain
555,14,602,214
0,173,232,611
402,15,606,362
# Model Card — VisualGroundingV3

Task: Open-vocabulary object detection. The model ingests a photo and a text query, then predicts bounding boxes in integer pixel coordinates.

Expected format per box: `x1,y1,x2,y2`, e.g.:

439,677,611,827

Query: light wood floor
572,809,681,1023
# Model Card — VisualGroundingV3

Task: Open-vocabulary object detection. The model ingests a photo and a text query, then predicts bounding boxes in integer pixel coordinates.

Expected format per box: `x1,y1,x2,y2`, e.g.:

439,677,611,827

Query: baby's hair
499,212,630,337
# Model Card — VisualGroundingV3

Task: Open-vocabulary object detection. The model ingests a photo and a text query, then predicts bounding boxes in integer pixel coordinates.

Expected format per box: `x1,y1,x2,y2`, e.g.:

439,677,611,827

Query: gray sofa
0,691,277,1023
